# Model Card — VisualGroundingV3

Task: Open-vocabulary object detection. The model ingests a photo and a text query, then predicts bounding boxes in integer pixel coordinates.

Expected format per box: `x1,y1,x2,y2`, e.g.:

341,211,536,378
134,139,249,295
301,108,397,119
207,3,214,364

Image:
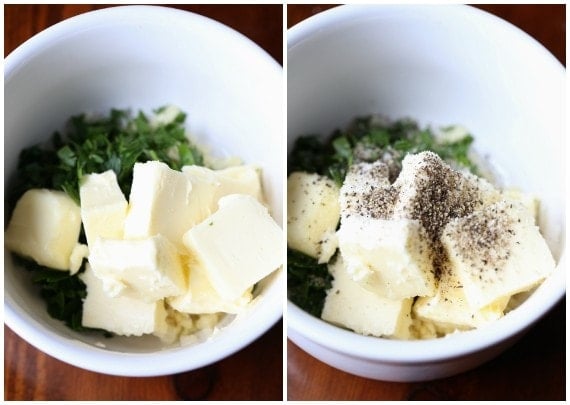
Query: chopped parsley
9,106,203,208
287,249,333,318
13,256,109,334
288,116,478,187
7,106,205,333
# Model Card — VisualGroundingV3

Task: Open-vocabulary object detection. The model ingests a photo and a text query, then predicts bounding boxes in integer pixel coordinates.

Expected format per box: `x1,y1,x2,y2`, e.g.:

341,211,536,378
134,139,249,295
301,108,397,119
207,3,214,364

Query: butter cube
181,165,265,229
183,194,283,301
441,200,556,309
336,216,435,299
5,189,81,270
502,188,539,220
287,172,340,262
339,161,391,221
181,165,221,226
413,261,509,333
124,161,194,250
215,165,264,203
322,257,412,339
80,264,168,336
79,170,128,246
168,256,253,314
88,235,186,301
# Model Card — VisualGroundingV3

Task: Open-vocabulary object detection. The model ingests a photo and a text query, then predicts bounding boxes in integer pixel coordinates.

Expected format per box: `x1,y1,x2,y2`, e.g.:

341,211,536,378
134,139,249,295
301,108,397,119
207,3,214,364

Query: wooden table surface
286,4,566,401
4,4,283,401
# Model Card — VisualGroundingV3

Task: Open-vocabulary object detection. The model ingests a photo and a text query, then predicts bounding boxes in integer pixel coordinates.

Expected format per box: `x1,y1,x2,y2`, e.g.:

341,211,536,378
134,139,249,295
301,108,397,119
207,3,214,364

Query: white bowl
287,4,565,382
5,5,283,377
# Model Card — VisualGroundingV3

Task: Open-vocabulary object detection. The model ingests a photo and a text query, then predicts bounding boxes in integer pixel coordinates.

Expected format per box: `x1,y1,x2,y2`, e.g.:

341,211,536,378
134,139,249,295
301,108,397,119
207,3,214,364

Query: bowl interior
5,5,283,375
287,4,565,356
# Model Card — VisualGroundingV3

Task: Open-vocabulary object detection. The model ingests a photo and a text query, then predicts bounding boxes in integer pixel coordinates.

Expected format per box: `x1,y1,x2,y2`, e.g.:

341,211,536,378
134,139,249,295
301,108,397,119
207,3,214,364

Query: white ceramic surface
287,4,565,382
5,5,283,376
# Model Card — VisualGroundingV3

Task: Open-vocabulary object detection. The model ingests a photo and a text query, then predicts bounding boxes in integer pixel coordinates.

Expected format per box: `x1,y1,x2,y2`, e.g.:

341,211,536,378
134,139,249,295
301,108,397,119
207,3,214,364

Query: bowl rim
4,4,283,377
286,3,565,364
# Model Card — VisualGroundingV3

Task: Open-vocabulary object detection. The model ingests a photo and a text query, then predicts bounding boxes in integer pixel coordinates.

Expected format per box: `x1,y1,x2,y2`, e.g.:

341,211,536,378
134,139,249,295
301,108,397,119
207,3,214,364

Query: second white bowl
287,4,565,382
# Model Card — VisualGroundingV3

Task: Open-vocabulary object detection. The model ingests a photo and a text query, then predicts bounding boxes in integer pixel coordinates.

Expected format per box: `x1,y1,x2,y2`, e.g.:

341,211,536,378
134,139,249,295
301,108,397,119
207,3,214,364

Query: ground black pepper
339,151,500,280
443,201,517,284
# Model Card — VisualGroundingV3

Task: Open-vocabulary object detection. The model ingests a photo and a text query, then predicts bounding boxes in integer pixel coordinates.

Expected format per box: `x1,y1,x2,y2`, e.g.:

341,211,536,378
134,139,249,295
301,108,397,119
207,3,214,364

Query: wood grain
4,4,283,401
5,321,283,400
286,3,566,401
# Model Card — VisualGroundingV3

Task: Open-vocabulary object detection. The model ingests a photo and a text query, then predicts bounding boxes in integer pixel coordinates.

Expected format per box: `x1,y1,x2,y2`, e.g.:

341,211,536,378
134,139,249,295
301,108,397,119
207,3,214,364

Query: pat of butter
88,234,186,302
124,161,193,250
214,165,264,204
413,261,509,333
79,170,128,246
442,200,556,309
501,188,539,220
168,256,253,314
181,164,266,226
81,264,168,336
339,161,391,221
5,189,81,270
336,216,435,300
287,172,340,262
322,256,413,339
183,194,283,301
181,165,221,226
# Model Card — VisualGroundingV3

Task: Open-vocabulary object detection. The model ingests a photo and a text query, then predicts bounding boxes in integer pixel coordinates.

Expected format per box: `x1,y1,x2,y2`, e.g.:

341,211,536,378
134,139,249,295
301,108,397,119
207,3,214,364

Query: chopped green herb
288,116,478,187
287,249,333,318
9,107,204,209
